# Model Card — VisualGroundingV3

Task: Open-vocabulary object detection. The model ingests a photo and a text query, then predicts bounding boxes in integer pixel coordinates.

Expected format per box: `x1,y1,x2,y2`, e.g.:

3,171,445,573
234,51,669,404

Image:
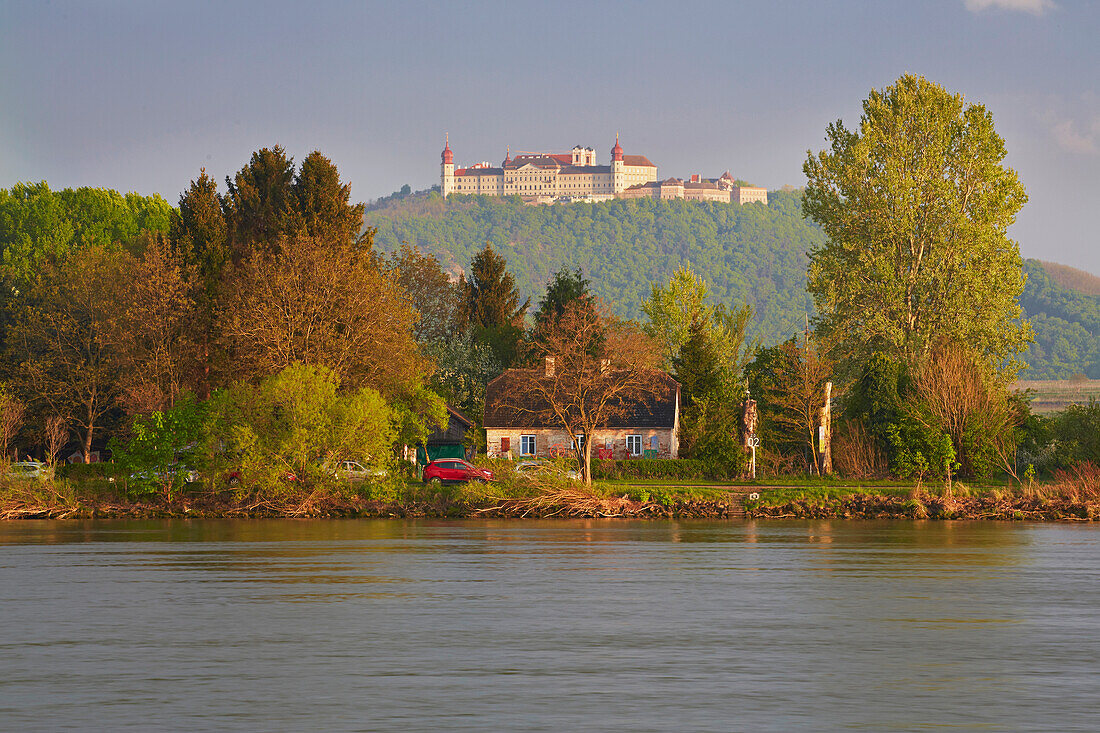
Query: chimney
545,357,556,377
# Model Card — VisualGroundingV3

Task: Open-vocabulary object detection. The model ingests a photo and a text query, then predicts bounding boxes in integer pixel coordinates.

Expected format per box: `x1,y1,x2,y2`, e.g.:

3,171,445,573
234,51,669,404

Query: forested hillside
367,191,820,346
367,192,1100,379
1020,260,1100,378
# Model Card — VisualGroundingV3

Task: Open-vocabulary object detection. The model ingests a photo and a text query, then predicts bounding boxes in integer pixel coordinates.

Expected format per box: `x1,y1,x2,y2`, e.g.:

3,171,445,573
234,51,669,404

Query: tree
746,334,836,475
205,363,395,490
673,315,743,469
423,331,500,420
642,265,710,369
220,234,426,399
5,247,122,462
387,244,462,343
109,232,197,415
534,267,590,326
293,151,366,244
507,299,667,485
170,168,229,291
460,244,529,367
802,74,1031,374
223,146,297,257
0,387,24,462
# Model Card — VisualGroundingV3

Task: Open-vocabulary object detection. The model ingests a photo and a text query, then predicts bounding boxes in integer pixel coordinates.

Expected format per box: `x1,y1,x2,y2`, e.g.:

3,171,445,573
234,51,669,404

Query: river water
1,519,1098,732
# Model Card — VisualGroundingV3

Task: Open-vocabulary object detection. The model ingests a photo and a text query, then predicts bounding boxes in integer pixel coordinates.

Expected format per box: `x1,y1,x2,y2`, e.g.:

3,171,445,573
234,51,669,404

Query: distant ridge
1038,260,1100,297
366,192,1100,379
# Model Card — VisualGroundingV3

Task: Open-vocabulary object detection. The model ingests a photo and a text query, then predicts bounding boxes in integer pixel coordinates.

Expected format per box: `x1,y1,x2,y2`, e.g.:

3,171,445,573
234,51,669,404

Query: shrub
590,458,740,481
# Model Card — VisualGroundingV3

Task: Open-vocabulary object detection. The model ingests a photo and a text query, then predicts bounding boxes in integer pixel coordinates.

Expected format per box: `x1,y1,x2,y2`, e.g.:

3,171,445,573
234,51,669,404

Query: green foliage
365,188,1094,379
205,363,394,491
590,458,741,481
460,244,529,367
803,74,1031,372
0,181,173,289
1044,400,1100,470
367,192,819,349
672,315,746,472
111,392,206,496
1019,261,1100,379
886,417,956,481
423,331,501,421
535,267,590,325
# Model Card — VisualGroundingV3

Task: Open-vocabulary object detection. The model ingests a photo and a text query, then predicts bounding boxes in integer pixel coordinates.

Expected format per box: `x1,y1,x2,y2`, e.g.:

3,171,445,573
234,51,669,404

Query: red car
422,459,493,485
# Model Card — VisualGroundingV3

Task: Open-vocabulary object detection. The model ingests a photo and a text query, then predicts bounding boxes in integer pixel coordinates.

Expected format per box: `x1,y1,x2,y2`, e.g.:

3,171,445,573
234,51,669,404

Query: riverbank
3,470,1100,521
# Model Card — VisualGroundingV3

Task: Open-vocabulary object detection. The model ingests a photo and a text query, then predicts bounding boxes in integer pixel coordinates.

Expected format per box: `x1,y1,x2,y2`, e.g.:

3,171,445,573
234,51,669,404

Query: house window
626,434,642,456
520,435,536,456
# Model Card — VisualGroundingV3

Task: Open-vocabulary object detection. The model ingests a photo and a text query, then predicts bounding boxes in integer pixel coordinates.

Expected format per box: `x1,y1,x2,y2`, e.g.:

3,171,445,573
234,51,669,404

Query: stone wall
486,427,678,460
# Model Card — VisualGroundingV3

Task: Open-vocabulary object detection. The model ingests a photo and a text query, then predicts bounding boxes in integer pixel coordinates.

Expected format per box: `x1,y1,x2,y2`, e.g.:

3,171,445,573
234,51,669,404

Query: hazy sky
2,0,1098,273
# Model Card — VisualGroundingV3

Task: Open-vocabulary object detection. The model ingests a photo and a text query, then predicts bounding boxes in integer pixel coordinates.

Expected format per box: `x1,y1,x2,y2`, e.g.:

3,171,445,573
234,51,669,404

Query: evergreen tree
293,151,366,244
170,169,228,289
223,146,297,256
461,244,529,367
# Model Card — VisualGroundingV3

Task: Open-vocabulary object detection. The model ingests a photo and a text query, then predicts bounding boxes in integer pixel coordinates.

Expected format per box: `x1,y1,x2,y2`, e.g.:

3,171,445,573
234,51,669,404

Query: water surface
2,519,1098,731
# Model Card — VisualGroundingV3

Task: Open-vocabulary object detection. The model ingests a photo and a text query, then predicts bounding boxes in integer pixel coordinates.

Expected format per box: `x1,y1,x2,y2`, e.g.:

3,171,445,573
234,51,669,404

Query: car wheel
476,478,488,484
428,476,442,487
228,476,241,488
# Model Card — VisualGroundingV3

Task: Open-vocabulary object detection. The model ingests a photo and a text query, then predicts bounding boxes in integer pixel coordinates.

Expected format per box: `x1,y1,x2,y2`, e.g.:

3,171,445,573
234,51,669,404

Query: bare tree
109,232,197,414
907,340,1018,478
220,234,426,397
0,391,25,463
504,299,669,485
766,334,837,475
7,247,122,463
44,416,68,473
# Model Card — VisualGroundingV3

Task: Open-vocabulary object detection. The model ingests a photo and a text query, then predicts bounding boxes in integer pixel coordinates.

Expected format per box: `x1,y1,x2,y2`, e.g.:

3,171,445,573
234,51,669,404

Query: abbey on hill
440,135,767,205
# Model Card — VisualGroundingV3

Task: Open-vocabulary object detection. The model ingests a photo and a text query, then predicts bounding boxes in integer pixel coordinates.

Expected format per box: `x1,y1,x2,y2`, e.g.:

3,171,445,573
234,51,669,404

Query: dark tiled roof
684,180,719,189
455,168,504,177
507,155,563,170
560,165,610,174
622,155,656,167
484,369,679,429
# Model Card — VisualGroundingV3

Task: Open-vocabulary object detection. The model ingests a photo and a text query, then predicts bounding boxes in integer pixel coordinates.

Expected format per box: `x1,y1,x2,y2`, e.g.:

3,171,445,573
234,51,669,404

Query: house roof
483,369,679,429
455,167,503,177
622,154,656,168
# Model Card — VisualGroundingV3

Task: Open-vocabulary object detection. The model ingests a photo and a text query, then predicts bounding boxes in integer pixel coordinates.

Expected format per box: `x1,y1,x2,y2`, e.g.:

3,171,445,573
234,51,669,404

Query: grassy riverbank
3,464,1099,521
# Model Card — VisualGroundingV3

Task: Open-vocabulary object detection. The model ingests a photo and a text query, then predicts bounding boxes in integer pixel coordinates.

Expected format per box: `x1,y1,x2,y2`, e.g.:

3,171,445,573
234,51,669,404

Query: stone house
483,363,680,460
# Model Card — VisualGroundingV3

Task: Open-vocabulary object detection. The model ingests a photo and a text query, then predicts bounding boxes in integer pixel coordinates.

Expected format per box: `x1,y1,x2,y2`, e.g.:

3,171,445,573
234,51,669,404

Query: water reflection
1,519,1098,732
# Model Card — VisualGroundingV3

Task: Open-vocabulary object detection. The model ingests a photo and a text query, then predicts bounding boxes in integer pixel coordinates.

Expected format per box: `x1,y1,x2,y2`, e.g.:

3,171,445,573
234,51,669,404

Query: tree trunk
583,435,593,487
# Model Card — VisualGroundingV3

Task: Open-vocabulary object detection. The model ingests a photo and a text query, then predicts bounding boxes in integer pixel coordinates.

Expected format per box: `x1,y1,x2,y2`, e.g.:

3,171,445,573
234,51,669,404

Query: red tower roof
611,133,623,162
442,134,453,165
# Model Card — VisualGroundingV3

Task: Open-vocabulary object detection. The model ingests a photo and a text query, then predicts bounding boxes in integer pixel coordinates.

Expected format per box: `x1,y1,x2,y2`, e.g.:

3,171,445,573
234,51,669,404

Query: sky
2,0,1098,273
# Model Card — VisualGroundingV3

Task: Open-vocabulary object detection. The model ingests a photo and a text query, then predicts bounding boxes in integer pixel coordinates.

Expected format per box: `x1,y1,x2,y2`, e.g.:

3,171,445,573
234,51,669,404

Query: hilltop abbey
440,135,767,206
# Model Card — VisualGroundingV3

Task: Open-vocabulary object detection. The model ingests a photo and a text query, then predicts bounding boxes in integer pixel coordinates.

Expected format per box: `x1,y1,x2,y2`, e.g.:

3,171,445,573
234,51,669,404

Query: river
1,519,1098,731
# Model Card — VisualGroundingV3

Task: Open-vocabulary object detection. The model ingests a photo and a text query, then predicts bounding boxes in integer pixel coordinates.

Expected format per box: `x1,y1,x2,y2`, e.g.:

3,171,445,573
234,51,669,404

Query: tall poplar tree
802,74,1031,375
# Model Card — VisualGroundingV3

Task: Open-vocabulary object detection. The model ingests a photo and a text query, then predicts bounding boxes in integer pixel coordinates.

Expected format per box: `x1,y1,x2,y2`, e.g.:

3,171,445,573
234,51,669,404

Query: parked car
6,460,48,480
516,460,580,481
422,459,493,485
328,460,387,481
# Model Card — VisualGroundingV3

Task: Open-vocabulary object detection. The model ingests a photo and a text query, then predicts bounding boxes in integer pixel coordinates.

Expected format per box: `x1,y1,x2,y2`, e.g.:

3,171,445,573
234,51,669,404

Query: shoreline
3,484,1099,522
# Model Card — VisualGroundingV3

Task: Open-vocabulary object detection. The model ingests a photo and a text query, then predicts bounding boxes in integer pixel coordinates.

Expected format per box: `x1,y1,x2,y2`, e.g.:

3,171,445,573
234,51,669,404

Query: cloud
1051,119,1098,155
964,0,1056,15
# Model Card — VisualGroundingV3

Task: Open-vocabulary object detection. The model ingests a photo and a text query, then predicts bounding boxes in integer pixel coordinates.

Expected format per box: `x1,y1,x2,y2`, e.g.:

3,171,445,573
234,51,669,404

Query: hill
367,190,820,346
1037,260,1100,297
367,192,1100,380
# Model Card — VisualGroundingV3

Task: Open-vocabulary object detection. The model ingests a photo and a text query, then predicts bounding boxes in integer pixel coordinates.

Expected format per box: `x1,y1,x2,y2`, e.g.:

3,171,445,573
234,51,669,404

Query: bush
56,462,111,481
590,458,741,481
